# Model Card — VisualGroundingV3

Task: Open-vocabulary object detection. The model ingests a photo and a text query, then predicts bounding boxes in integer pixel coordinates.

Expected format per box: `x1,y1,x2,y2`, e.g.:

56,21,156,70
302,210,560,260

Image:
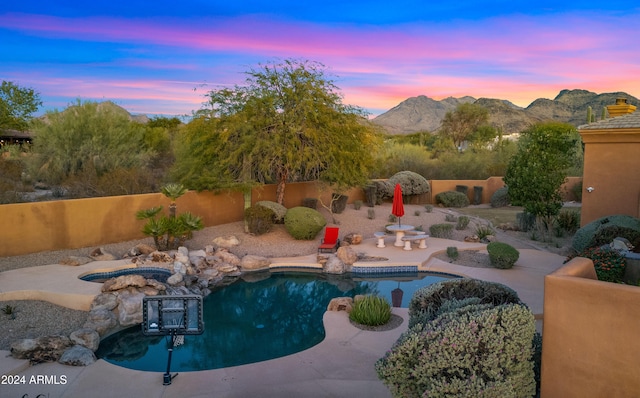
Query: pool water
96,271,455,372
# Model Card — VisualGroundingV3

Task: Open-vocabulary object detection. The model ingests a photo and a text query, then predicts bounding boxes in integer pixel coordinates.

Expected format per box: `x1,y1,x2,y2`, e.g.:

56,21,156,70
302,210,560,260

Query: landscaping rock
337,246,358,265
167,273,184,286
11,336,73,363
324,255,346,274
84,308,117,336
59,345,96,366
240,255,271,271
102,274,147,292
89,247,117,261
213,235,240,248
59,256,93,266
343,233,363,245
116,288,145,326
215,250,241,266
69,328,100,351
327,297,353,312
90,293,118,311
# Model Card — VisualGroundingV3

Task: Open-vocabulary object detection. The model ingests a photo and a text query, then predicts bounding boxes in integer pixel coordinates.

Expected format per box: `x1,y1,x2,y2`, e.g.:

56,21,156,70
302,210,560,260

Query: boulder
89,247,117,261
145,279,166,291
59,345,96,366
215,250,241,266
327,297,353,312
337,246,358,265
173,261,187,275
59,256,93,266
116,288,146,326
69,328,101,352
324,255,346,274
240,255,271,271
90,293,118,311
102,274,147,292
11,336,73,363
464,235,481,243
213,235,240,248
167,273,184,286
343,233,363,245
150,251,173,263
84,308,117,336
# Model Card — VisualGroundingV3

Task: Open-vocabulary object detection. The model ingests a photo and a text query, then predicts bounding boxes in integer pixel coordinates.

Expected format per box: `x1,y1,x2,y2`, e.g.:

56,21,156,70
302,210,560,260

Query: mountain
372,89,639,135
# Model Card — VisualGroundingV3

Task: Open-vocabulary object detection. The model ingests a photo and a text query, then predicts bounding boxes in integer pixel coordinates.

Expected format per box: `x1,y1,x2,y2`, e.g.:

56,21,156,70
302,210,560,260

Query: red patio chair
318,227,340,253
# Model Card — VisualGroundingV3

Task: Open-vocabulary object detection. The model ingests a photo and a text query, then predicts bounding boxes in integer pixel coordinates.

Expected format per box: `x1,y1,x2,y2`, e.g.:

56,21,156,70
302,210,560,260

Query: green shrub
487,242,520,269
572,180,583,202
429,223,453,239
446,246,459,261
408,278,522,328
367,208,375,219
424,204,433,213
284,206,327,240
376,303,536,398
456,215,470,230
388,214,397,223
567,246,626,282
475,224,495,240
435,190,470,208
490,186,510,207
516,211,536,232
349,295,392,326
255,200,287,223
445,213,457,222
388,170,431,196
244,205,276,235
414,210,420,216
353,200,363,210
555,208,580,234
572,215,640,253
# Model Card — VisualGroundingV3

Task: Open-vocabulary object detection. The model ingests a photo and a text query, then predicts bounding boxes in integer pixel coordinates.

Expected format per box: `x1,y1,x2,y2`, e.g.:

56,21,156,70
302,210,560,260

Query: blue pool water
96,270,456,372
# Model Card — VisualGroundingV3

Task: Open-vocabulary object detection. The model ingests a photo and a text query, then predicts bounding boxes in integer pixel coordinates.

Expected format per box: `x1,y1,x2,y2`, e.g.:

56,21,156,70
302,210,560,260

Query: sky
1,1,639,119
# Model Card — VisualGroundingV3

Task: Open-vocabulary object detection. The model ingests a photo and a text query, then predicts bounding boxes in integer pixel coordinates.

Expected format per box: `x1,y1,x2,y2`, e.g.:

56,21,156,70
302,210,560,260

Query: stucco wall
580,129,640,226
541,258,640,397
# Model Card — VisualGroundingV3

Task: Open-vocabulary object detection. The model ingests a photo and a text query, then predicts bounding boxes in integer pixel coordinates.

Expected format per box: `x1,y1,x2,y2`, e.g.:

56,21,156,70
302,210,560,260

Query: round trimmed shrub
388,171,430,196
244,205,275,236
490,186,510,207
255,200,287,223
284,206,327,240
349,295,392,326
408,278,522,328
435,190,469,208
572,215,640,253
487,241,520,269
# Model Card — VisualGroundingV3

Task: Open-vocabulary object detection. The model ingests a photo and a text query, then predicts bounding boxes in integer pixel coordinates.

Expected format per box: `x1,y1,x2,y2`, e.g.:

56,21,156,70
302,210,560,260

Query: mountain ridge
371,89,639,135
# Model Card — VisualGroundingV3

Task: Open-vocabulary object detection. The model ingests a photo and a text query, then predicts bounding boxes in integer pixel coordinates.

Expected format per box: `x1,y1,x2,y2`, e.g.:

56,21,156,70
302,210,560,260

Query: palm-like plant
161,183,188,218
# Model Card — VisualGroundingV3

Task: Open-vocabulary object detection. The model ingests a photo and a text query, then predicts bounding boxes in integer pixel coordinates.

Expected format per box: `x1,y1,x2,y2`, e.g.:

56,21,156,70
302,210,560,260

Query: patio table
386,224,415,247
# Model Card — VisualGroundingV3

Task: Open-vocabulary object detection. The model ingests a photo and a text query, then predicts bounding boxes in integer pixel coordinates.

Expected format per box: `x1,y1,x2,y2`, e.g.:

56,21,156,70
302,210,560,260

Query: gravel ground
0,203,566,351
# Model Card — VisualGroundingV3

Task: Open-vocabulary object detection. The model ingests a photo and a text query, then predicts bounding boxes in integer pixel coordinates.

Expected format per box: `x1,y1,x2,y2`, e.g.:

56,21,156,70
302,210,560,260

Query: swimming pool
96,270,457,372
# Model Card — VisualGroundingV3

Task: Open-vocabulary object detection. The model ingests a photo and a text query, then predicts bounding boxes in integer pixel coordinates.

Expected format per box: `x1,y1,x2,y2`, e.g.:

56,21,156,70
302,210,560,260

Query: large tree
0,81,42,131
503,122,579,226
173,59,381,204
438,103,493,151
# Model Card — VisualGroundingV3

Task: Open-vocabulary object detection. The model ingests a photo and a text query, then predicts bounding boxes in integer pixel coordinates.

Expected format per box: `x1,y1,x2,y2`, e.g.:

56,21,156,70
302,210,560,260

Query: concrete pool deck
0,236,566,397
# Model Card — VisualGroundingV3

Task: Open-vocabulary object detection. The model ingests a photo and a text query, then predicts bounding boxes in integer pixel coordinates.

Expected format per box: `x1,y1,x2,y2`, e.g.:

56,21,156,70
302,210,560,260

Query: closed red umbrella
392,183,404,226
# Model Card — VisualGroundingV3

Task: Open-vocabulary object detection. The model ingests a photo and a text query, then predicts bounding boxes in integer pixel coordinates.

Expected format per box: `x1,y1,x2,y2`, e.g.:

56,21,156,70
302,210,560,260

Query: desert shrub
388,214,397,223
255,200,287,223
367,209,375,219
572,215,640,253
413,210,420,216
388,170,430,196
490,186,510,207
555,208,580,235
429,223,453,239
349,295,392,326
516,211,536,232
446,246,459,261
567,246,626,282
408,278,522,328
487,242,520,269
373,180,393,200
572,180,583,202
244,205,275,235
284,206,327,240
475,224,495,240
353,200,363,210
137,208,204,251
445,213,457,222
424,204,433,213
376,303,536,398
435,190,469,208
456,215,470,230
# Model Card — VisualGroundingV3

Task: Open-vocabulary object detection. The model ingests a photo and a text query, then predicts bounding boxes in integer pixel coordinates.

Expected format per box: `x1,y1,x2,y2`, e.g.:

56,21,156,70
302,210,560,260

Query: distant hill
372,89,639,135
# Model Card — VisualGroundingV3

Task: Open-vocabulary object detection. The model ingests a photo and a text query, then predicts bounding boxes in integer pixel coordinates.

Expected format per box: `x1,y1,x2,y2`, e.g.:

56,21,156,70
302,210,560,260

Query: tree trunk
276,170,287,205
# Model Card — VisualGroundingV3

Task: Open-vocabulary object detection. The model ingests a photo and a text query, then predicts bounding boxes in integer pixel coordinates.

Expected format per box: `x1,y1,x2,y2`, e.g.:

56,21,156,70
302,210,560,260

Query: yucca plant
349,295,392,326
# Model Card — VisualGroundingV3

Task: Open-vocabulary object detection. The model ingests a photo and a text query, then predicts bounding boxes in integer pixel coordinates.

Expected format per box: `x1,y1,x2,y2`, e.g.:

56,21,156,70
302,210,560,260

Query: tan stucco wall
579,129,640,225
0,177,581,257
541,258,640,397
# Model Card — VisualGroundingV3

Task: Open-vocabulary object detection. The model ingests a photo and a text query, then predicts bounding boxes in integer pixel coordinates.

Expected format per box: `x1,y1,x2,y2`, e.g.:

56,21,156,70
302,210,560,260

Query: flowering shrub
567,246,626,282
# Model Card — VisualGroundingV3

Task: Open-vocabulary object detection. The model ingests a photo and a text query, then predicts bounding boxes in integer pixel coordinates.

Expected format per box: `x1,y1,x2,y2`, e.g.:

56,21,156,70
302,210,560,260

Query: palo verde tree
503,122,579,234
0,80,42,131
172,59,381,205
438,103,494,151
